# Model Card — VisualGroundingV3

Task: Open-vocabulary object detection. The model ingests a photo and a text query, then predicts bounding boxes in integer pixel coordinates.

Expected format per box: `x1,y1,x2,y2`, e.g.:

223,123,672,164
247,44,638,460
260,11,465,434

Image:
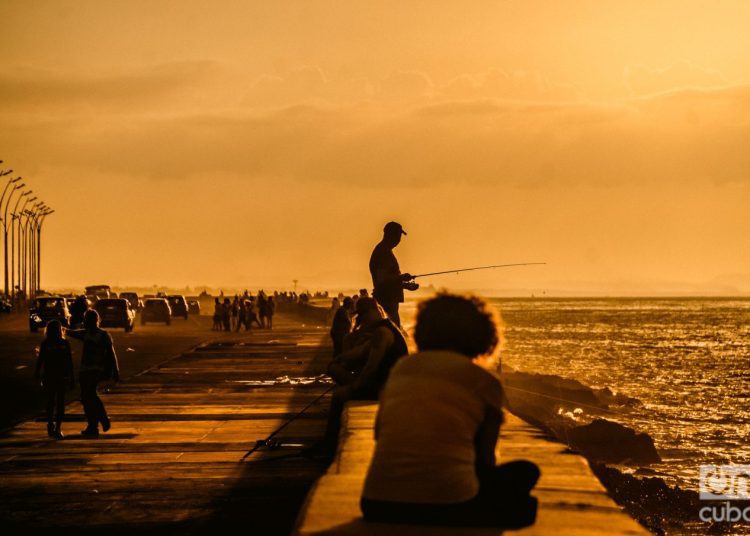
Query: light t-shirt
362,350,504,504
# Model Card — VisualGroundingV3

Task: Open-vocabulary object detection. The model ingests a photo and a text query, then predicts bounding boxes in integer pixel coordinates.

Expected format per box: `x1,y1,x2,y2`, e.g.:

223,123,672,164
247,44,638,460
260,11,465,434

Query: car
29,297,71,332
94,298,135,332
119,292,143,311
0,299,11,313
186,296,201,316
85,285,111,303
141,298,171,325
167,295,189,319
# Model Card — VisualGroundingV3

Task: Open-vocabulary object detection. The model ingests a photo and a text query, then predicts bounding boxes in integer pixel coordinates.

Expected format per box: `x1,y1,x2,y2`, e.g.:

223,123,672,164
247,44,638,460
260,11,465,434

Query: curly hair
414,292,502,358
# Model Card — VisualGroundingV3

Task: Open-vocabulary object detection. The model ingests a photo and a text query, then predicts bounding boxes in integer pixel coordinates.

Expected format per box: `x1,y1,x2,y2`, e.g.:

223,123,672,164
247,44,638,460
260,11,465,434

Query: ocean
403,297,750,491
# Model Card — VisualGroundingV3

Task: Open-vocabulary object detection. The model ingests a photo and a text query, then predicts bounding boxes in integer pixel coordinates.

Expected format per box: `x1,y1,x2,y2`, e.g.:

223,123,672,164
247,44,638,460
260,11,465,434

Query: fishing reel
403,281,420,291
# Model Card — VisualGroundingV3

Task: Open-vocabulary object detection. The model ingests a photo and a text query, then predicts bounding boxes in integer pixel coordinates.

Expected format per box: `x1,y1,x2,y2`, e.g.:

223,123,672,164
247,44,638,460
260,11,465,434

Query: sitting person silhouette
360,293,539,528
306,298,408,460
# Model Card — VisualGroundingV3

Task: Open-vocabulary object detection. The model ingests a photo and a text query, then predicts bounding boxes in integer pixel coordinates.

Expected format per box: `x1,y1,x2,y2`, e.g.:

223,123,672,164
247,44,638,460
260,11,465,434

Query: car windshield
146,300,165,308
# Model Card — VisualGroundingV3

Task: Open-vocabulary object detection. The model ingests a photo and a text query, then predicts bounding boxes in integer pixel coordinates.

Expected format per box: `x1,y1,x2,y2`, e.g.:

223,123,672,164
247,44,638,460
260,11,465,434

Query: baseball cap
384,221,407,235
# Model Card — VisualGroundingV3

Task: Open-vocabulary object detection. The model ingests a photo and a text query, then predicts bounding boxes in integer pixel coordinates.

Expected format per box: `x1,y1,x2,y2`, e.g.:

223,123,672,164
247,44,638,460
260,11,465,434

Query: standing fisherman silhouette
369,221,419,326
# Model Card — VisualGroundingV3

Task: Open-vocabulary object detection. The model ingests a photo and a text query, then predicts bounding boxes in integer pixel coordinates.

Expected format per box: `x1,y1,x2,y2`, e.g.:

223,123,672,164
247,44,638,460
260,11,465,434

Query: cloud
6,86,750,189
624,61,727,96
0,61,224,114
441,69,581,102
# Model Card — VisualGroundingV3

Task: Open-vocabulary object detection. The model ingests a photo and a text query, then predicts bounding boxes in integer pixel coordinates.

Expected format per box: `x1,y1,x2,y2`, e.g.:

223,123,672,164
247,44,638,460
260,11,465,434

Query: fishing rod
240,384,335,462
410,262,546,279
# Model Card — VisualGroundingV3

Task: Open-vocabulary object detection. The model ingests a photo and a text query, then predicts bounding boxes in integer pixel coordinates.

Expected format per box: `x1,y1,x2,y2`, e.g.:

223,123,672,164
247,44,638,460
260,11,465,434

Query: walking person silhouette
67,310,120,437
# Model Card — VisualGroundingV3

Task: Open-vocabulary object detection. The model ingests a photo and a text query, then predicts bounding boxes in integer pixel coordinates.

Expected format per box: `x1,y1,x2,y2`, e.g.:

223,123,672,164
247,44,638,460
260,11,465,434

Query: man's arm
105,333,120,381
34,342,45,379
352,327,394,392
66,329,85,341
475,407,503,472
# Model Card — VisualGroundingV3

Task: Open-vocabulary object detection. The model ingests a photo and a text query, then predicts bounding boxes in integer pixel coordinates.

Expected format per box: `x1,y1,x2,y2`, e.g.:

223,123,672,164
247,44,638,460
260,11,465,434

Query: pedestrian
67,310,120,437
212,297,222,331
257,294,268,328
236,300,248,331
247,298,262,328
222,298,232,332
265,296,275,329
35,320,74,439
369,221,419,326
231,296,239,331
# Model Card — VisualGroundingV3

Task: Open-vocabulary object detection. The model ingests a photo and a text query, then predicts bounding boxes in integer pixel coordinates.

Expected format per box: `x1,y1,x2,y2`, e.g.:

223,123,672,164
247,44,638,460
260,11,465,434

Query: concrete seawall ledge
293,401,649,535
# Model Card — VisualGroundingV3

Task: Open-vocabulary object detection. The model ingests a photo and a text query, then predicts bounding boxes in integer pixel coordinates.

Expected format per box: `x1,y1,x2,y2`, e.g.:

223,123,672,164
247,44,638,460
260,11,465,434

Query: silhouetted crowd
212,290,275,331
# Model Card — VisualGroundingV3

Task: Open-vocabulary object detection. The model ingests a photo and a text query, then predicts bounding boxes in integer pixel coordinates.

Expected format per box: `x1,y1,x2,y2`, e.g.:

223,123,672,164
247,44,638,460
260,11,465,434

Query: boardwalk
0,314,332,535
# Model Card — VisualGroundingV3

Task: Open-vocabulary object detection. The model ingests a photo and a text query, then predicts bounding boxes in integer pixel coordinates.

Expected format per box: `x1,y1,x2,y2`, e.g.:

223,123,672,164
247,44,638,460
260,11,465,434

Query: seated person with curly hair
360,293,539,528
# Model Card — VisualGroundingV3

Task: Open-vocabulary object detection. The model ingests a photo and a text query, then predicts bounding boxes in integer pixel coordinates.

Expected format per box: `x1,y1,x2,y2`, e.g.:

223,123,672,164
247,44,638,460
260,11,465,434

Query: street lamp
36,209,53,295
17,198,37,299
23,205,43,297
27,203,45,297
10,191,32,301
0,176,21,297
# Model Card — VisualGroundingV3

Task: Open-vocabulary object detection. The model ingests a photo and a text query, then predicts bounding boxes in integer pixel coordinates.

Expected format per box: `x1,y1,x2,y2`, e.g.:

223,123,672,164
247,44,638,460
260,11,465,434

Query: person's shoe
81,427,99,438
53,429,65,440
101,416,111,432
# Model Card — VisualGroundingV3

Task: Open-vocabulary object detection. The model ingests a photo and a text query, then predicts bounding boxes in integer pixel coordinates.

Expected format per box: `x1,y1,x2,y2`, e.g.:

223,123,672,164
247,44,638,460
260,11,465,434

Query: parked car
186,296,201,316
167,295,189,319
94,298,135,332
29,297,71,332
141,298,171,325
0,299,12,313
119,292,143,311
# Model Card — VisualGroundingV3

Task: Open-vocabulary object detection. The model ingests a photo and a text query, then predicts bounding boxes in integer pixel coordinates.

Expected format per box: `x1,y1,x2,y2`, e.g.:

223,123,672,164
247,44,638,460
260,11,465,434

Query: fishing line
239,385,334,462
411,262,546,279
504,385,623,416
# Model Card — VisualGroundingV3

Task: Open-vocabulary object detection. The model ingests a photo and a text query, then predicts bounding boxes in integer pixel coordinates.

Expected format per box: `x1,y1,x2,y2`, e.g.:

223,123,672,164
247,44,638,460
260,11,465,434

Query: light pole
36,209,53,295
19,203,39,299
0,175,21,297
11,191,32,301
28,206,41,297
24,205,43,297
29,204,46,297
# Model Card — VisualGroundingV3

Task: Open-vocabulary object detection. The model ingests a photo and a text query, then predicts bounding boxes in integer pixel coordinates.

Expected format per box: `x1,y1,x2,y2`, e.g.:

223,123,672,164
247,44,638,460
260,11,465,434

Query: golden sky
1,0,748,294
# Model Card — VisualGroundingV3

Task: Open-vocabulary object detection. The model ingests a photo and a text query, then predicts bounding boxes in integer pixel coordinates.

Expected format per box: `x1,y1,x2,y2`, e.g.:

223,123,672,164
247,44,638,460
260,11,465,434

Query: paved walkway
0,315,332,534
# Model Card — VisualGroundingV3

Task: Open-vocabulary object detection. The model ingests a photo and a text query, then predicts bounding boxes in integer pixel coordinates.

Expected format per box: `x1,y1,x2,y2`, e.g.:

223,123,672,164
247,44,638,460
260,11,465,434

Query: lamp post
24,205,43,298
28,204,45,298
36,209,53,295
0,175,21,297
11,192,33,301
19,202,39,299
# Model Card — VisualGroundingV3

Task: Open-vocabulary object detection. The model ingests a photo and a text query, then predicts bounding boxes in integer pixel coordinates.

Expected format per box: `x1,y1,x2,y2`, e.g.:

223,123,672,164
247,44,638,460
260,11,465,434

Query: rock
564,419,662,464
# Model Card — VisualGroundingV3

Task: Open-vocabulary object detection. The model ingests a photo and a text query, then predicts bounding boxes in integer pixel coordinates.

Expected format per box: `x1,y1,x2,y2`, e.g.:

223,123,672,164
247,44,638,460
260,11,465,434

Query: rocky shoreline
502,366,742,535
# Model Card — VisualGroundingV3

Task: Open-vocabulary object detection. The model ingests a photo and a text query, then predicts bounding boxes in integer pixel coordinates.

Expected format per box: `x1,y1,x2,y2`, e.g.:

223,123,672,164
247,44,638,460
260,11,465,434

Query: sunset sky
1,0,748,295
